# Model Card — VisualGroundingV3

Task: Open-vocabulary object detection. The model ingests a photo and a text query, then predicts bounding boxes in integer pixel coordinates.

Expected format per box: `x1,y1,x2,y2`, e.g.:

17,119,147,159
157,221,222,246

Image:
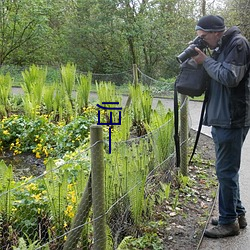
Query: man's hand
192,47,207,64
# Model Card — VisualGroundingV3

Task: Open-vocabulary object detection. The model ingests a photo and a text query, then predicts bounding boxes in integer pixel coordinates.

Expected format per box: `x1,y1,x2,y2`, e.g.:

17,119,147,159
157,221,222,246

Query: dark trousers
211,126,249,225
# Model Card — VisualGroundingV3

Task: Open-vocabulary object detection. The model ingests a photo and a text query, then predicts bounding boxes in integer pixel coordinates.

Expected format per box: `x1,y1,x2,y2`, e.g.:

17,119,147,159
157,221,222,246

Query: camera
176,36,208,64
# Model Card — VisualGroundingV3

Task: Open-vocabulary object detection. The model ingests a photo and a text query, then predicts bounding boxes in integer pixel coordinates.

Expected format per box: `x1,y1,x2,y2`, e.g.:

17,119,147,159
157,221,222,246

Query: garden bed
0,130,217,250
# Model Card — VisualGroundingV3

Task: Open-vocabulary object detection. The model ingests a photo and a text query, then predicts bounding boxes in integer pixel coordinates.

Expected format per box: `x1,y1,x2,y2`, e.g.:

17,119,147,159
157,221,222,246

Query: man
192,15,250,238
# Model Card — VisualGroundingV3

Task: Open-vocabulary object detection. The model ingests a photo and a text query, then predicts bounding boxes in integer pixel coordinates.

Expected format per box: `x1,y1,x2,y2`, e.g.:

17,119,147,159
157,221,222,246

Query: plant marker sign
97,102,122,154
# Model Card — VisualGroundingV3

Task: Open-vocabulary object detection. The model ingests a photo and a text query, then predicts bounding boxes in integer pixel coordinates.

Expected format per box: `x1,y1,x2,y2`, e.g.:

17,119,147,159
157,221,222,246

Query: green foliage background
0,0,247,80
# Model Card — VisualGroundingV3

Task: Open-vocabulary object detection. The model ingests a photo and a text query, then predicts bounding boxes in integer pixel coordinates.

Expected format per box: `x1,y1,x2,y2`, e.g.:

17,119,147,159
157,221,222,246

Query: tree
0,0,48,65
0,0,230,79
220,0,250,39
66,0,199,78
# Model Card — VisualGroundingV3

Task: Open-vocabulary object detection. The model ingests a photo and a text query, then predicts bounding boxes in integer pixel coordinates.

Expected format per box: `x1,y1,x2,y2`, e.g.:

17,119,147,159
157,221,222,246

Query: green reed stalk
52,82,73,122
129,84,152,125
96,81,122,123
145,100,174,163
0,73,12,116
0,161,14,222
21,65,47,118
76,72,92,112
43,84,55,114
61,63,76,102
105,137,152,225
43,159,68,230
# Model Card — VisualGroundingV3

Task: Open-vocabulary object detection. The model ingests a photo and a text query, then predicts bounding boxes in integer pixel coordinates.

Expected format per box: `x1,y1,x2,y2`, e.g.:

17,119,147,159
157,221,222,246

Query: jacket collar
221,26,241,46
212,26,241,58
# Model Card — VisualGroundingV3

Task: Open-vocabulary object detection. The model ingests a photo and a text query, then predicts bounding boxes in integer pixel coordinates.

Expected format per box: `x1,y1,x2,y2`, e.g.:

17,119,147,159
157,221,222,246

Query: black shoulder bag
175,58,208,97
174,58,210,168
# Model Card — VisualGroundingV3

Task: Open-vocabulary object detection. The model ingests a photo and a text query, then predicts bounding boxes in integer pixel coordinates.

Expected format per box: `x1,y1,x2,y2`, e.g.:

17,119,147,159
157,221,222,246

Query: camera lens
176,36,208,63
176,44,198,63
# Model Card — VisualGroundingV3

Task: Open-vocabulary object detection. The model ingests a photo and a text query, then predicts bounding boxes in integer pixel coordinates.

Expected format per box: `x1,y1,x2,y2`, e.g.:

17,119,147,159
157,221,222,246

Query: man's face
196,30,222,49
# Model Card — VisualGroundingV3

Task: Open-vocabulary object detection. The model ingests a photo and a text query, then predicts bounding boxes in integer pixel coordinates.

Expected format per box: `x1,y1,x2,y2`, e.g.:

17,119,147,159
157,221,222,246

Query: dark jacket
203,26,250,128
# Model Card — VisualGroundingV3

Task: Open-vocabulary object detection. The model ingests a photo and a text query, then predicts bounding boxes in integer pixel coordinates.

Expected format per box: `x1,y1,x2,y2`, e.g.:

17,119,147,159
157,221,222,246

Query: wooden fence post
125,64,138,109
91,125,106,250
133,64,138,86
63,175,92,250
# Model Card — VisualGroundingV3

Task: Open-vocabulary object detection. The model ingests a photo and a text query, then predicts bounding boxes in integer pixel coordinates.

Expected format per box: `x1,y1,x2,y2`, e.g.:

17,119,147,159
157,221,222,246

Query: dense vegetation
0,64,178,249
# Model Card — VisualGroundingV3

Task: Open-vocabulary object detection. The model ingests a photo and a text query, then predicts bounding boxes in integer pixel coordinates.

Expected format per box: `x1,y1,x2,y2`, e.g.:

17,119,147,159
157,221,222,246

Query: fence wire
0,67,191,249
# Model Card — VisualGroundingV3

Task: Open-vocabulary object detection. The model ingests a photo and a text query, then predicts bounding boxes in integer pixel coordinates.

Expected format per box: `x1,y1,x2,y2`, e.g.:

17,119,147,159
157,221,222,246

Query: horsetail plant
129,84,152,134
0,161,14,223
43,159,69,235
126,140,150,224
145,100,174,164
43,84,56,114
0,73,12,117
60,63,76,103
21,65,47,118
76,72,92,112
105,134,152,226
96,81,122,124
96,81,122,104
52,82,74,122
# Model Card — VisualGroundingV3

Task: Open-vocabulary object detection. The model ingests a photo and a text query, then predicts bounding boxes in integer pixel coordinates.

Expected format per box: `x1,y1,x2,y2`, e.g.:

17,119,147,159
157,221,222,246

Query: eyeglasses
198,32,214,40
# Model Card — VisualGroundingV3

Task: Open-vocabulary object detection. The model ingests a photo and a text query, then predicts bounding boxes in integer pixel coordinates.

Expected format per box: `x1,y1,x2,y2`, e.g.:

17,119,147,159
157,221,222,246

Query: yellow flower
32,193,42,201
3,130,9,135
71,195,76,204
36,152,41,159
65,205,74,218
43,147,49,157
12,207,17,212
14,149,22,155
26,183,37,191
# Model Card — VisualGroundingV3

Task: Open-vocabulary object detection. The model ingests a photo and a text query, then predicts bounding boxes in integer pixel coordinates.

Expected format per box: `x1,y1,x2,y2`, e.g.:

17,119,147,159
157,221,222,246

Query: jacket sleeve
203,37,250,87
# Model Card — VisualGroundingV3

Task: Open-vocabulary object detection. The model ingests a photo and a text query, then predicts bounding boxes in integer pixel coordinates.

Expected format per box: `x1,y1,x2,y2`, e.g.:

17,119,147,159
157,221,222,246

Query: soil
0,152,45,180
159,130,217,250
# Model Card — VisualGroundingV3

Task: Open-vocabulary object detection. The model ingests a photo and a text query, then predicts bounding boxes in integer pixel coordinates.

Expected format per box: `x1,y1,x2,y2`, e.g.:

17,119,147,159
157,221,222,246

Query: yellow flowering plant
0,106,98,158
11,176,49,240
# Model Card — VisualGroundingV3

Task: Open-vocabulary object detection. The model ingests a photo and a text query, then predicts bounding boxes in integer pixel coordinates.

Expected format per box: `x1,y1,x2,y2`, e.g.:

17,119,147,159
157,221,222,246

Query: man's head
195,15,225,49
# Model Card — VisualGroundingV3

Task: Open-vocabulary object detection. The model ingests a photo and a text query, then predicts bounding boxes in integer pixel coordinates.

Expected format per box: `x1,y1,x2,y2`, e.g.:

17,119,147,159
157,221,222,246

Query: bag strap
188,91,208,164
174,80,180,168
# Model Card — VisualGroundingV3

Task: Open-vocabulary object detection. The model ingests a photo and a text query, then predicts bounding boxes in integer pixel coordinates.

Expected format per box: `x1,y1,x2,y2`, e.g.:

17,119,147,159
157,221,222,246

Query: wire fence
0,65,190,249
0,64,175,97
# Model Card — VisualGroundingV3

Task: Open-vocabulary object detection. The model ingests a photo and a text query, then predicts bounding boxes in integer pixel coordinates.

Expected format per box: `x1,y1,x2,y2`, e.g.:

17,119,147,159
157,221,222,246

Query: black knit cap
195,15,225,32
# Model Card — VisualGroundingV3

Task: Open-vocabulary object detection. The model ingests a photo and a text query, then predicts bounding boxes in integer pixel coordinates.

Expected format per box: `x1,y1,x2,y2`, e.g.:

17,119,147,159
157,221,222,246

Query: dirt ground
159,130,217,250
